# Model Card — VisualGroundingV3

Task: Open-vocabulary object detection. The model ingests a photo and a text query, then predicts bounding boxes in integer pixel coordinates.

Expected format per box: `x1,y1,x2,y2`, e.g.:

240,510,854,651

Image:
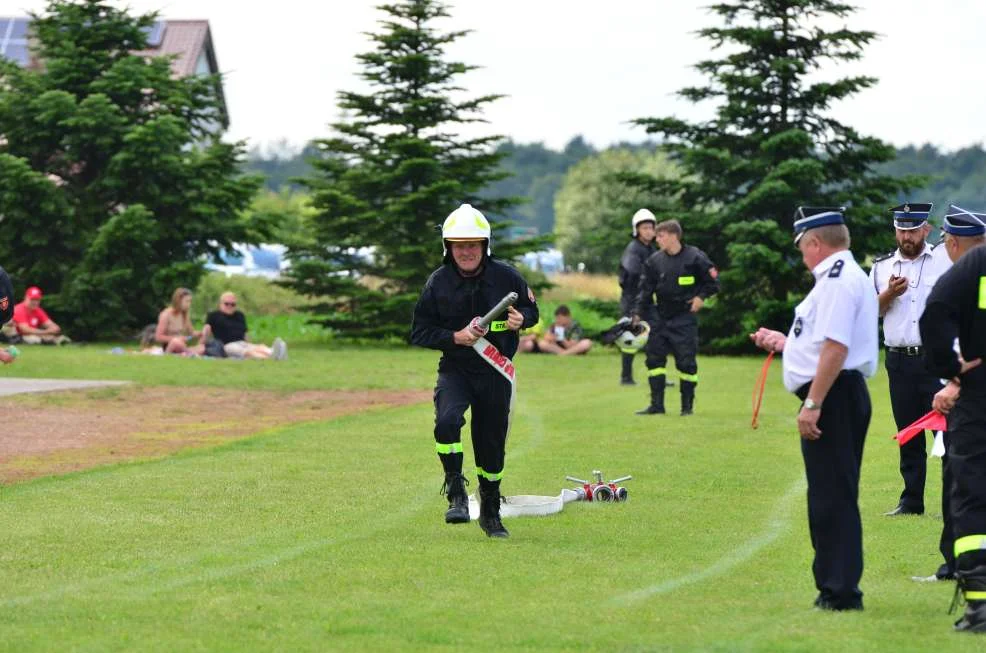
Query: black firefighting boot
680,380,696,416
441,472,470,524
953,565,986,632
478,483,509,538
620,353,636,386
635,375,666,415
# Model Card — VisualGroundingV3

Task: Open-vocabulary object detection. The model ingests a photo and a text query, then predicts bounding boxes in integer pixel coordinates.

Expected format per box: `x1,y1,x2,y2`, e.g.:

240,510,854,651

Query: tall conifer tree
633,0,921,350
287,0,535,339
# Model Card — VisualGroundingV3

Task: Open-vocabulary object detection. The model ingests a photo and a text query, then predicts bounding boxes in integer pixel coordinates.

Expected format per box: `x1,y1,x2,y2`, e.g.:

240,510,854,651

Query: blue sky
6,0,986,153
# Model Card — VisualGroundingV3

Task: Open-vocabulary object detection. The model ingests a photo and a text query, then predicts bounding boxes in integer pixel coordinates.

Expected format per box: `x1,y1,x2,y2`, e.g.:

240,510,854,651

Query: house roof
0,17,228,127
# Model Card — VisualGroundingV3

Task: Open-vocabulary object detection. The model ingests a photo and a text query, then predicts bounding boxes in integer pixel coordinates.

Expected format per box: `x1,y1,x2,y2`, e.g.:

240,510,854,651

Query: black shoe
478,487,509,538
441,473,470,524
813,595,863,611
954,602,986,632
883,504,924,516
635,405,666,415
620,378,636,386
680,407,693,416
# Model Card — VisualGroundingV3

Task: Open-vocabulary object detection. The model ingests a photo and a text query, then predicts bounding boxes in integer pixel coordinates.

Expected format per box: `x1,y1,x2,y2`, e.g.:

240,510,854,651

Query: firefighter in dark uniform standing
632,219,719,415
869,203,952,520
751,207,878,611
618,209,658,385
411,204,539,539
919,205,986,632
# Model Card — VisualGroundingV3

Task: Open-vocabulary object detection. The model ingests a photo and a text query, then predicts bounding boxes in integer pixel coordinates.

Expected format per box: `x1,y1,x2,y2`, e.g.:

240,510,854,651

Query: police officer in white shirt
751,206,878,611
869,203,953,520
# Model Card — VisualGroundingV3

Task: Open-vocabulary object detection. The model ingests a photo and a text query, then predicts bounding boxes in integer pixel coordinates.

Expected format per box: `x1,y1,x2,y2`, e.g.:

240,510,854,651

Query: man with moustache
869,204,953,523
411,204,539,539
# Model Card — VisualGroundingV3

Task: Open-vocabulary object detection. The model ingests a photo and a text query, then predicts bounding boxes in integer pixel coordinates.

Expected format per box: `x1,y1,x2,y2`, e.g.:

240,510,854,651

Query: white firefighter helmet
617,319,650,353
631,208,657,237
442,203,492,256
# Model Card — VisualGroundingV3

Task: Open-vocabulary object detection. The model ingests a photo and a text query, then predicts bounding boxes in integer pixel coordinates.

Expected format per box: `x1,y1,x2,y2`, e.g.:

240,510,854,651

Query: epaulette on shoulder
872,250,895,264
930,239,945,251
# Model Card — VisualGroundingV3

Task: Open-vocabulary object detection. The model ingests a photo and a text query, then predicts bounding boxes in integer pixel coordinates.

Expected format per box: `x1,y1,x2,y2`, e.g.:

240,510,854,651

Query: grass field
0,345,980,652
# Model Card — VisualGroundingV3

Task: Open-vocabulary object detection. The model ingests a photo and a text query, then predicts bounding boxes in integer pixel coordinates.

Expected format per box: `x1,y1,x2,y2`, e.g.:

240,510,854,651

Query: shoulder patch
527,287,536,304
828,259,844,279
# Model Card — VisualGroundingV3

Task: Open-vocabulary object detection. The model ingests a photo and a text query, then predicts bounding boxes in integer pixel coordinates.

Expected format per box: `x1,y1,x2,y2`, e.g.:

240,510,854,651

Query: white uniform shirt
783,250,879,392
868,242,951,347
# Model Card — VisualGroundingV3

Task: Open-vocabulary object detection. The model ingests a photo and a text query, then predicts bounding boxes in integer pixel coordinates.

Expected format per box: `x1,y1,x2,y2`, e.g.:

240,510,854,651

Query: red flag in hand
894,410,947,446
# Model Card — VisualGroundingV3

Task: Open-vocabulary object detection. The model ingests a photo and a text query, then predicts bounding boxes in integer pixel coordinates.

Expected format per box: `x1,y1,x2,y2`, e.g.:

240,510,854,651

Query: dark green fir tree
632,0,922,351
0,0,261,339
285,0,541,340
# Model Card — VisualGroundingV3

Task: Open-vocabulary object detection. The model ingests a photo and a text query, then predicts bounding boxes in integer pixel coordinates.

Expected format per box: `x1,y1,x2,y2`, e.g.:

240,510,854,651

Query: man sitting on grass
205,292,287,360
12,286,70,345
535,305,593,355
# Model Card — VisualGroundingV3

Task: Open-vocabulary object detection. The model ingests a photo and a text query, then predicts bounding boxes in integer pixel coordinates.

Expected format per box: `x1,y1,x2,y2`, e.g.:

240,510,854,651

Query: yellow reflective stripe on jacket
436,442,463,455
678,276,695,286
648,367,667,377
476,467,503,482
619,347,638,354
966,590,986,601
955,534,986,557
490,320,508,332
979,276,986,309
679,372,699,383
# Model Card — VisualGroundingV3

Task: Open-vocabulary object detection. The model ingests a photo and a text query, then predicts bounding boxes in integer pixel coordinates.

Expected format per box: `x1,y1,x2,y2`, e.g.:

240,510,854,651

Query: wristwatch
803,398,821,411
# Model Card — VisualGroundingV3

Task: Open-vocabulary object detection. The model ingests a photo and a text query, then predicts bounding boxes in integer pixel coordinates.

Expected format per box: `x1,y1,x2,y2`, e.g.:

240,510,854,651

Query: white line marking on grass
608,476,805,606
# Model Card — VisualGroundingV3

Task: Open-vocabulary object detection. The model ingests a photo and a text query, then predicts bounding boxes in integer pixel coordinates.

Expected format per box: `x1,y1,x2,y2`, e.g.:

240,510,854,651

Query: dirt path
0,385,430,484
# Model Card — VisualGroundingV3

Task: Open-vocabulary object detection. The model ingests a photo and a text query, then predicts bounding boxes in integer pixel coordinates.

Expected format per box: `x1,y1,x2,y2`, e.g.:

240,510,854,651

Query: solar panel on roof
10,18,28,39
144,21,165,47
3,43,28,65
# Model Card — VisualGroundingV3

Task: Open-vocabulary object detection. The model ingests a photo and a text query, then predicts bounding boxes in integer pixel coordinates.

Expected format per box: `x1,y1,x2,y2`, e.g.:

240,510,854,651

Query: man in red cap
12,286,70,345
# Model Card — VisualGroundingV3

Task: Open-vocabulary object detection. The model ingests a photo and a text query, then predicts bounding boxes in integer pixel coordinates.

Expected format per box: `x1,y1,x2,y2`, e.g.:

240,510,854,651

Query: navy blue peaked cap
891,202,932,230
943,204,986,237
793,206,845,244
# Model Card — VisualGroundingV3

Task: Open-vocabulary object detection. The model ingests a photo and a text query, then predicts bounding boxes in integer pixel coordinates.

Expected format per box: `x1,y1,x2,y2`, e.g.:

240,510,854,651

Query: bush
192,273,312,317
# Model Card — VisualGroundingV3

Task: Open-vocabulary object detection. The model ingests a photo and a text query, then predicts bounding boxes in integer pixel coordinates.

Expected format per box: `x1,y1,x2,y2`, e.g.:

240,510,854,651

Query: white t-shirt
783,250,880,393
868,242,952,347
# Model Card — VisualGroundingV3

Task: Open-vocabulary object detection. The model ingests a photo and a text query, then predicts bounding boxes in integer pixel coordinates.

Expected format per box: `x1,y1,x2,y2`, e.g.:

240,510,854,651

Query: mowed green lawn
0,345,979,652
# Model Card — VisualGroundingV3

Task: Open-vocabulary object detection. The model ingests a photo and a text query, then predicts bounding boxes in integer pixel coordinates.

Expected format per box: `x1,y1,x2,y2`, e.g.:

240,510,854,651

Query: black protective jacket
634,245,720,319
411,259,539,374
920,245,986,393
0,266,13,325
619,238,657,311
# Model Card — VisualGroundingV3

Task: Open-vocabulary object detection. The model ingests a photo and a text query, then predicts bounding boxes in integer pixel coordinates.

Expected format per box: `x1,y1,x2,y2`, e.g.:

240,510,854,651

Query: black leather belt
887,346,924,356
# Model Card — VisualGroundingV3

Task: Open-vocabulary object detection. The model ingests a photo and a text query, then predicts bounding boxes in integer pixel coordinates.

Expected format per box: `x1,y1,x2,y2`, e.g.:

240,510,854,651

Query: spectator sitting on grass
12,286,71,345
205,291,287,360
156,287,211,355
535,305,593,355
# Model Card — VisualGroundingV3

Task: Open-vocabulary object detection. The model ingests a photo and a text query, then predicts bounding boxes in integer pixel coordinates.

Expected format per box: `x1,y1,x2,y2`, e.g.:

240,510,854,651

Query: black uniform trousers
645,312,698,377
947,395,986,597
433,368,512,481
939,431,955,577
886,350,943,511
797,371,871,607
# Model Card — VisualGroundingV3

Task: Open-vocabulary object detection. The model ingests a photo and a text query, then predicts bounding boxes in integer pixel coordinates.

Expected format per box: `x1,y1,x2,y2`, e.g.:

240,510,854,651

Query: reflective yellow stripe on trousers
954,534,986,558
476,467,503,482
435,442,463,455
679,372,699,383
648,367,667,377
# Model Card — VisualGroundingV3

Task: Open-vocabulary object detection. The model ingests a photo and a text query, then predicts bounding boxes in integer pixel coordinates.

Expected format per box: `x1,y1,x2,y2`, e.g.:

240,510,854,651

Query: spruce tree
0,0,260,339
632,0,921,351
285,0,536,339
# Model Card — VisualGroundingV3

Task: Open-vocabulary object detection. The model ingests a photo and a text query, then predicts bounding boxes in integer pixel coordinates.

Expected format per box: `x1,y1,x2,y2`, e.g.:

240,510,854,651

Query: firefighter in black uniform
618,209,658,385
632,219,719,415
919,205,986,632
410,204,539,539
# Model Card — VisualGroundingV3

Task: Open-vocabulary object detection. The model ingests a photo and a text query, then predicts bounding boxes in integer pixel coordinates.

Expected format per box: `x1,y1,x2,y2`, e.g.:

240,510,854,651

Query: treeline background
244,138,986,239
